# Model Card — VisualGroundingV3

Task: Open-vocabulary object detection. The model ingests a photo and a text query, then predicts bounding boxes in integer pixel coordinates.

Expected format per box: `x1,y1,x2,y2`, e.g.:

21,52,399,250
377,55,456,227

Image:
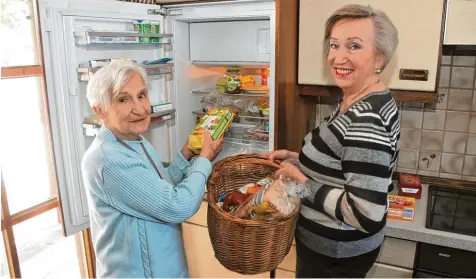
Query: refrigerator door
39,2,168,236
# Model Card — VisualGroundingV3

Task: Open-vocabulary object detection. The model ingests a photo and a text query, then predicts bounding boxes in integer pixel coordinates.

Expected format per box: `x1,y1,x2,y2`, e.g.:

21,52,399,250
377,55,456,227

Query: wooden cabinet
277,244,296,272
275,268,296,278
298,0,446,92
186,201,208,227
377,237,417,269
183,202,270,278
182,222,270,278
444,0,476,45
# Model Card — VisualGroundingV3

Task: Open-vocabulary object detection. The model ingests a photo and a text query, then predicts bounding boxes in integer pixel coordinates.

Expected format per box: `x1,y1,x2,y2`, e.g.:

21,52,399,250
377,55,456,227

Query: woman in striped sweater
268,4,400,278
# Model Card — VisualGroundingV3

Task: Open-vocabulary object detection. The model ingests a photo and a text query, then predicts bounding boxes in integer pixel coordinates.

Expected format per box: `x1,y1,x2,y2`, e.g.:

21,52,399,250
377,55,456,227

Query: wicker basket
207,154,299,275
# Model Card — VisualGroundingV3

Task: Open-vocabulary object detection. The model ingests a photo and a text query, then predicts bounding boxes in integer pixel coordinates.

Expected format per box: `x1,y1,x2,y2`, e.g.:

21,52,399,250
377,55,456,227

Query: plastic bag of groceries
232,176,311,222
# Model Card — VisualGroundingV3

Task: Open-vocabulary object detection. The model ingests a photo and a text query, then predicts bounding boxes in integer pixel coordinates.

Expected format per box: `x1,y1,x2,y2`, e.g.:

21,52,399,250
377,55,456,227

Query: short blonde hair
324,4,399,71
86,60,148,108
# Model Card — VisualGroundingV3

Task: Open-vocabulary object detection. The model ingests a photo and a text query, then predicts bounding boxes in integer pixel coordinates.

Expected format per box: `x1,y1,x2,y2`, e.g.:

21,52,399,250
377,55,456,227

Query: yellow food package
241,75,255,88
188,108,235,154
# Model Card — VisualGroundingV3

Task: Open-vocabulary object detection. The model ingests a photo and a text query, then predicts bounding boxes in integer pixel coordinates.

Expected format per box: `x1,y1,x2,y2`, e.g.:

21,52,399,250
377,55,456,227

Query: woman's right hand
199,131,224,161
265,149,297,162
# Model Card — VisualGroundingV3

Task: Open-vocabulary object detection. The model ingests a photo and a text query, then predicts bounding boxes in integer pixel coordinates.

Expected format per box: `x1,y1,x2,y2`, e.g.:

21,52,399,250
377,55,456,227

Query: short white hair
86,60,148,108
324,4,399,71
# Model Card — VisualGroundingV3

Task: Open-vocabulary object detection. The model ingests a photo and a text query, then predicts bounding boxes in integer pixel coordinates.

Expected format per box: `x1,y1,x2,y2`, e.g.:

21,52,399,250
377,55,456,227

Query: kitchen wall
314,49,476,182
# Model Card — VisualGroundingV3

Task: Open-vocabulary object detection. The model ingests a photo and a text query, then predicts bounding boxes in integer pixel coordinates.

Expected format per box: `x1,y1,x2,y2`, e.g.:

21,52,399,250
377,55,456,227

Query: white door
39,0,171,236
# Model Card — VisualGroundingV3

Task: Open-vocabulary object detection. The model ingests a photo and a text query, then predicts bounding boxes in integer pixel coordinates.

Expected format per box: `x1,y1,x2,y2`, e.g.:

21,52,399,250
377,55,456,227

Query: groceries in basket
216,176,311,221
188,108,235,154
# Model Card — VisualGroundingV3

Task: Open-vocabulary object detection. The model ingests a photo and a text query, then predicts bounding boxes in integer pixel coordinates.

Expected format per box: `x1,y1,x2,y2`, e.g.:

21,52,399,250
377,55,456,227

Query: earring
374,68,382,75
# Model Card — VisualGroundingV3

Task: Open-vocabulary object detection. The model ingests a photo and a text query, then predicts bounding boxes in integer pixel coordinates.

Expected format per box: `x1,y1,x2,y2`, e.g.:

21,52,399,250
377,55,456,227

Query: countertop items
385,184,476,252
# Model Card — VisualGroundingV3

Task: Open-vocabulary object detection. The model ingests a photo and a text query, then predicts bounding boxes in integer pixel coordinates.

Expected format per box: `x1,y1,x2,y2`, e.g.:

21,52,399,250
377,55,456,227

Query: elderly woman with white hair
81,60,223,278
267,4,400,278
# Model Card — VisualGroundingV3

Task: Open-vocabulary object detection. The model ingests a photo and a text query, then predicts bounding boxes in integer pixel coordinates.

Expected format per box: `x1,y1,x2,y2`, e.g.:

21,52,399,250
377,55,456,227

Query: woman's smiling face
327,18,384,91
96,73,151,140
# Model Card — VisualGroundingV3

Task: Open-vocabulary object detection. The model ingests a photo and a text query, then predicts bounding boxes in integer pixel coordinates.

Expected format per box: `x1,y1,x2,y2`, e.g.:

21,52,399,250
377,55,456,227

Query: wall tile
418,151,441,172
401,108,423,129
451,67,475,89
447,89,473,111
395,51,476,179
445,111,470,132
452,56,476,66
422,109,446,130
467,134,476,155
397,168,417,175
437,88,449,110
463,155,476,176
421,130,444,151
462,176,476,182
400,129,422,149
418,170,439,178
441,55,452,65
320,104,334,121
440,153,464,174
398,150,419,169
423,88,447,111
440,173,462,180
439,66,450,87
470,113,476,133
315,104,320,127
472,91,476,111
403,102,424,109
443,132,467,153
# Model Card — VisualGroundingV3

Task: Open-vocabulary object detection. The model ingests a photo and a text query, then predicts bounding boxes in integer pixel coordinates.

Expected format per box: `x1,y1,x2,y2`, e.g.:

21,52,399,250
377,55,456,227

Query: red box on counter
398,173,422,199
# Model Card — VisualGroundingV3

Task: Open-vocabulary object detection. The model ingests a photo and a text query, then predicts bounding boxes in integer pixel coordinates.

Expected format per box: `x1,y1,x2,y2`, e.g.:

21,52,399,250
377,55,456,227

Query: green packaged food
140,20,151,43
150,21,160,43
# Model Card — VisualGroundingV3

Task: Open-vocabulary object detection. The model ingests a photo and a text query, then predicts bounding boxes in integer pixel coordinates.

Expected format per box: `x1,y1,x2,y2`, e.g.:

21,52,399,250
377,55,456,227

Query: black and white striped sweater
297,90,400,258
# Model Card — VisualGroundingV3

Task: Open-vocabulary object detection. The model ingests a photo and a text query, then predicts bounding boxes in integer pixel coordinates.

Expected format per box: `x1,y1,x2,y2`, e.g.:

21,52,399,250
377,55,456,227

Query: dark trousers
295,238,381,278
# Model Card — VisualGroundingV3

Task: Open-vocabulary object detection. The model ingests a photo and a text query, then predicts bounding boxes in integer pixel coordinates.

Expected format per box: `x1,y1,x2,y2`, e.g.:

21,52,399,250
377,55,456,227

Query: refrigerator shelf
191,88,269,98
74,31,173,47
192,110,269,121
77,63,173,81
223,137,269,149
82,109,175,138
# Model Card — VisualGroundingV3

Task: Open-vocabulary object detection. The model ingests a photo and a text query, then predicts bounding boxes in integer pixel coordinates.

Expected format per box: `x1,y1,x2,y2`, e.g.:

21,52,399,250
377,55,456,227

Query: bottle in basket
150,21,160,43
140,20,151,43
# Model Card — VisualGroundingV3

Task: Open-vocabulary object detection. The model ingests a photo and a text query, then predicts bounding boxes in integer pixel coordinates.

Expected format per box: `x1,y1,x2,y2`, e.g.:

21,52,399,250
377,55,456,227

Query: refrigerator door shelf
82,109,176,138
77,63,174,81
74,30,172,47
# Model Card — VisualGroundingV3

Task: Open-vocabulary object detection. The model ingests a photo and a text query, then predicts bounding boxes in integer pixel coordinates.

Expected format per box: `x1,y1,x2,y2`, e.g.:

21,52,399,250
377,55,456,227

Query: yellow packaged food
241,75,255,89
188,108,235,154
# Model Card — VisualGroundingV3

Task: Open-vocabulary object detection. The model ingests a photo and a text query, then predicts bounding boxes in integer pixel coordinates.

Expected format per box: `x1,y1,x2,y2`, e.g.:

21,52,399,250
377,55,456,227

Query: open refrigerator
38,0,276,236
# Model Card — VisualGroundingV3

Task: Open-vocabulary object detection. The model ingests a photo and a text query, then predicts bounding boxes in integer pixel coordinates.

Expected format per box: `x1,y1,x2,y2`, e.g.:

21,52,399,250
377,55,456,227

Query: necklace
340,78,381,113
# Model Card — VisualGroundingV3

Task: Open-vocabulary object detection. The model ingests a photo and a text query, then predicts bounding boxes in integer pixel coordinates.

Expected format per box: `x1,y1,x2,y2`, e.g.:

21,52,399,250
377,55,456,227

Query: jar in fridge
225,68,242,94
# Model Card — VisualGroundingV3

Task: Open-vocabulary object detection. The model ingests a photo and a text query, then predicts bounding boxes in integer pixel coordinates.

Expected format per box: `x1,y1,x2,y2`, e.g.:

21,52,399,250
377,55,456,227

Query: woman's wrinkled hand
265,149,291,161
265,149,300,166
274,162,308,185
180,139,195,161
200,130,224,162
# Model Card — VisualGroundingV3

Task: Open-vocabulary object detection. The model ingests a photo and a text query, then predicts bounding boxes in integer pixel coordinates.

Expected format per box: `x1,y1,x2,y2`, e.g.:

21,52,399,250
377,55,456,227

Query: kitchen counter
385,184,476,252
